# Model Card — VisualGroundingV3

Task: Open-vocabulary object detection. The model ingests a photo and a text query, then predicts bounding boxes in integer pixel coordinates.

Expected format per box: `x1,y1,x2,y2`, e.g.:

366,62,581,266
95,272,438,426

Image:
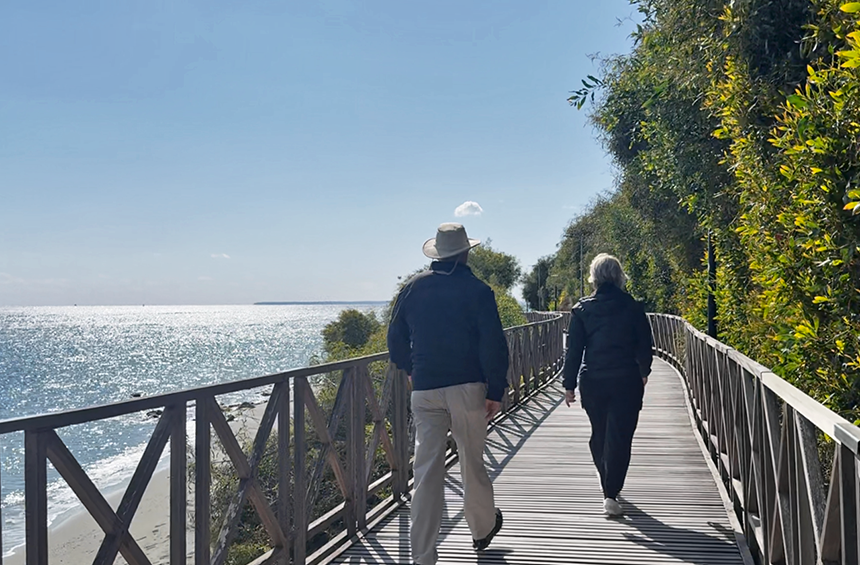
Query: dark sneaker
472,508,503,551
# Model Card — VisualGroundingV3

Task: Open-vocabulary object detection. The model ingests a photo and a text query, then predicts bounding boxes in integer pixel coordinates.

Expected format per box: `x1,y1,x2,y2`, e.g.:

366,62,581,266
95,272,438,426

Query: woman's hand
564,389,577,407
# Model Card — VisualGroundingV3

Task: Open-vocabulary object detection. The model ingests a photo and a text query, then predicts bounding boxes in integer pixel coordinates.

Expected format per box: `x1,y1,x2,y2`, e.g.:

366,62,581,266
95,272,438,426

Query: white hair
588,253,627,289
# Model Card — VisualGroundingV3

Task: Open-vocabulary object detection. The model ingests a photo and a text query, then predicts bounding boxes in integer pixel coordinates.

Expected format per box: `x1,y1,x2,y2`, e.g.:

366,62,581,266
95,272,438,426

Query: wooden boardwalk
326,359,748,564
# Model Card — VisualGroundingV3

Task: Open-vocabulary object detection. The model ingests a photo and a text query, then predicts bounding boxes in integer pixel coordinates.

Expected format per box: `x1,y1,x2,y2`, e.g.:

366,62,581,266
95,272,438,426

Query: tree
322,309,381,354
558,0,860,420
468,240,522,291
522,256,555,311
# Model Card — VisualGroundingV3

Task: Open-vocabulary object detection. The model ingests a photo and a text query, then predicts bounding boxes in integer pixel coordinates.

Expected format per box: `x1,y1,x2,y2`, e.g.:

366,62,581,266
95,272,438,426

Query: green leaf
840,2,860,12
787,94,807,108
813,296,829,304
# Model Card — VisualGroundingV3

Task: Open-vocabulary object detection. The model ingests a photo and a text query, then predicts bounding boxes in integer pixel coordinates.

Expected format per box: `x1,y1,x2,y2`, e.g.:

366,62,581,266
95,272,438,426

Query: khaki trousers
410,382,497,565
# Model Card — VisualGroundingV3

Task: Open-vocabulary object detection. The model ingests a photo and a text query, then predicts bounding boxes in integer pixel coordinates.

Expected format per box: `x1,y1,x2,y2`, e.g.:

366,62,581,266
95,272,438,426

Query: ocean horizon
0,303,385,556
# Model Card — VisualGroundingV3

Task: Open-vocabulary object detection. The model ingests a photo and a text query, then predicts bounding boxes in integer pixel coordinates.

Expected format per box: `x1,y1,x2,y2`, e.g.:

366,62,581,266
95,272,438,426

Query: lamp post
707,231,718,339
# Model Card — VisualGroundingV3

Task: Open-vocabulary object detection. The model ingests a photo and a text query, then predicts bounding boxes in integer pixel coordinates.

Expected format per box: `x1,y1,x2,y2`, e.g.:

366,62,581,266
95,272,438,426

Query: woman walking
563,253,653,516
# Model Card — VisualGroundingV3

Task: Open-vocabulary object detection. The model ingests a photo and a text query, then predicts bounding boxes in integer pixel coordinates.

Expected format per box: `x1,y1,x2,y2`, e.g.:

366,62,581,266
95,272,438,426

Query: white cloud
198,276,213,281
0,272,24,285
454,201,483,217
211,253,231,259
0,272,69,287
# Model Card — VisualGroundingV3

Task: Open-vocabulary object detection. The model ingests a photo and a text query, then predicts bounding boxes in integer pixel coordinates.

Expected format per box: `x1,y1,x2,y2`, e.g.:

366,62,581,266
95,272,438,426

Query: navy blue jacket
387,261,510,401
563,284,653,391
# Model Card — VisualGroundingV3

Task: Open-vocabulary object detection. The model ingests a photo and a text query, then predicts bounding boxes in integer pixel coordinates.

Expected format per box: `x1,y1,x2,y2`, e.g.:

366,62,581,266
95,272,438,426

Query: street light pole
707,231,718,339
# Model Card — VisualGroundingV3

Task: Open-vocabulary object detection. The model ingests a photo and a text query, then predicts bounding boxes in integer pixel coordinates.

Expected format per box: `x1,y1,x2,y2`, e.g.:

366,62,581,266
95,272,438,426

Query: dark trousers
580,377,644,499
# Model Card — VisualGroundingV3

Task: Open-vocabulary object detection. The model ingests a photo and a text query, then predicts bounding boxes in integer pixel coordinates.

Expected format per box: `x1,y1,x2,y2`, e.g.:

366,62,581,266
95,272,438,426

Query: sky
0,1,639,306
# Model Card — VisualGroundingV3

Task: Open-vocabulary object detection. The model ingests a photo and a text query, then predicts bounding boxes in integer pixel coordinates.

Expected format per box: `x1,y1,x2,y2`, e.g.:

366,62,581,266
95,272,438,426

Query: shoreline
5,400,270,565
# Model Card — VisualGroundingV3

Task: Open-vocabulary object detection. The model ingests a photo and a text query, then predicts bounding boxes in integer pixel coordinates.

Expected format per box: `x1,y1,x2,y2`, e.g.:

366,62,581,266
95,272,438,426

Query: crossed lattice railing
0,314,567,565
649,314,860,565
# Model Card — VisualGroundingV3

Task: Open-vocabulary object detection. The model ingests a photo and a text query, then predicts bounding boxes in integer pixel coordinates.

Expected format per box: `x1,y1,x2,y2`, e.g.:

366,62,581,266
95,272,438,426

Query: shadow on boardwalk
617,498,741,565
333,360,746,564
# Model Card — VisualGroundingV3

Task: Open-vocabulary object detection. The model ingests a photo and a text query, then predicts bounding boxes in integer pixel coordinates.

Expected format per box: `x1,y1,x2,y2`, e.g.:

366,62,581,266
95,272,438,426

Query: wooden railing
0,314,566,565
524,311,561,323
649,314,860,565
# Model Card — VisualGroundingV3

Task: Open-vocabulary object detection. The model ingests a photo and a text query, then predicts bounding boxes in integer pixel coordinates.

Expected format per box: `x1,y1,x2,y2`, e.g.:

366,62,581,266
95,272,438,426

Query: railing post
511,332,522,404
505,334,517,410
392,366,409,499
24,430,47,565
349,366,367,534
522,328,532,396
294,377,308,565
195,399,211,565
342,368,358,538
840,445,858,565
531,325,540,388
278,381,291,565
170,402,187,565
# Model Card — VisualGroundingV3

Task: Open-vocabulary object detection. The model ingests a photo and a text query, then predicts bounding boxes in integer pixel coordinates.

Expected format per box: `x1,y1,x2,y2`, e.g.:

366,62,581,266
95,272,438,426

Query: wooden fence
649,314,860,565
0,314,566,565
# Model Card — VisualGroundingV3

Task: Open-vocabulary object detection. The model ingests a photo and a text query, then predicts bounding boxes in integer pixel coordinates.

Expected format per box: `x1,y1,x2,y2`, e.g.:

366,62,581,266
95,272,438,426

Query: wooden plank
508,333,520,406
344,369,364,537
195,398,211,565
24,431,48,565
295,377,308,565
839,445,858,565
170,402,187,565
351,366,367,532
391,366,409,498
277,382,291,565
43,431,151,565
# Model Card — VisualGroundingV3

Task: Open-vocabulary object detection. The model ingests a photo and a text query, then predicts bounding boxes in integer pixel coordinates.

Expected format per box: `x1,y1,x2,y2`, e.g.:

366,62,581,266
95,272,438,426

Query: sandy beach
6,401,271,565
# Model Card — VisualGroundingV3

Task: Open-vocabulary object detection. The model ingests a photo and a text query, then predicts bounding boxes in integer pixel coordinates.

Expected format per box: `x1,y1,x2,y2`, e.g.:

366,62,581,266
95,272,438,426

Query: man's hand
643,377,648,386
564,389,577,407
485,399,501,422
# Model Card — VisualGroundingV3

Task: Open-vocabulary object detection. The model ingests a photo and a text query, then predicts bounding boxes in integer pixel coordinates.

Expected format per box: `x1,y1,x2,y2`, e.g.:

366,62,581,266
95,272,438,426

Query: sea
0,303,385,556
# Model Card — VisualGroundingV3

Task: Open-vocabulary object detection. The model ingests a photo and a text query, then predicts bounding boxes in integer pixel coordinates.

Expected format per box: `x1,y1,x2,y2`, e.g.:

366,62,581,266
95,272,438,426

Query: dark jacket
387,261,510,401
563,283,653,391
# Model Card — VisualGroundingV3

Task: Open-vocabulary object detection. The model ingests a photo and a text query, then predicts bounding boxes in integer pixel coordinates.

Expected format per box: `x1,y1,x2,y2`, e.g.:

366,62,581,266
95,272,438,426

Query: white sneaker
603,498,624,516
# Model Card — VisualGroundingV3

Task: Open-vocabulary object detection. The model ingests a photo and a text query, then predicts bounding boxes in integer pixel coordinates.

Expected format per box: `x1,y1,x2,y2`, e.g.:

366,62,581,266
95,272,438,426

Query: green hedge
559,0,860,421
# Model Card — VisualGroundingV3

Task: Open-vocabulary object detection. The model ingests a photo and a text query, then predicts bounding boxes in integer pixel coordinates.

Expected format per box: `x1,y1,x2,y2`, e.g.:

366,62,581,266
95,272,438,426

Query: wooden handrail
4,314,567,565
0,353,390,434
648,313,860,565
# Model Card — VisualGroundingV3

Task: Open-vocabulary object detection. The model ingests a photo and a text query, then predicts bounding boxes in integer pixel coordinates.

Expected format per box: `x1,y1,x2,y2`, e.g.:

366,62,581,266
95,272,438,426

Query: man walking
388,223,508,565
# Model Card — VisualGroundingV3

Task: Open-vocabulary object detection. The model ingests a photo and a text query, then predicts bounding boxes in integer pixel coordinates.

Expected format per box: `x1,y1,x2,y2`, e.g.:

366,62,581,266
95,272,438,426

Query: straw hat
422,223,481,260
